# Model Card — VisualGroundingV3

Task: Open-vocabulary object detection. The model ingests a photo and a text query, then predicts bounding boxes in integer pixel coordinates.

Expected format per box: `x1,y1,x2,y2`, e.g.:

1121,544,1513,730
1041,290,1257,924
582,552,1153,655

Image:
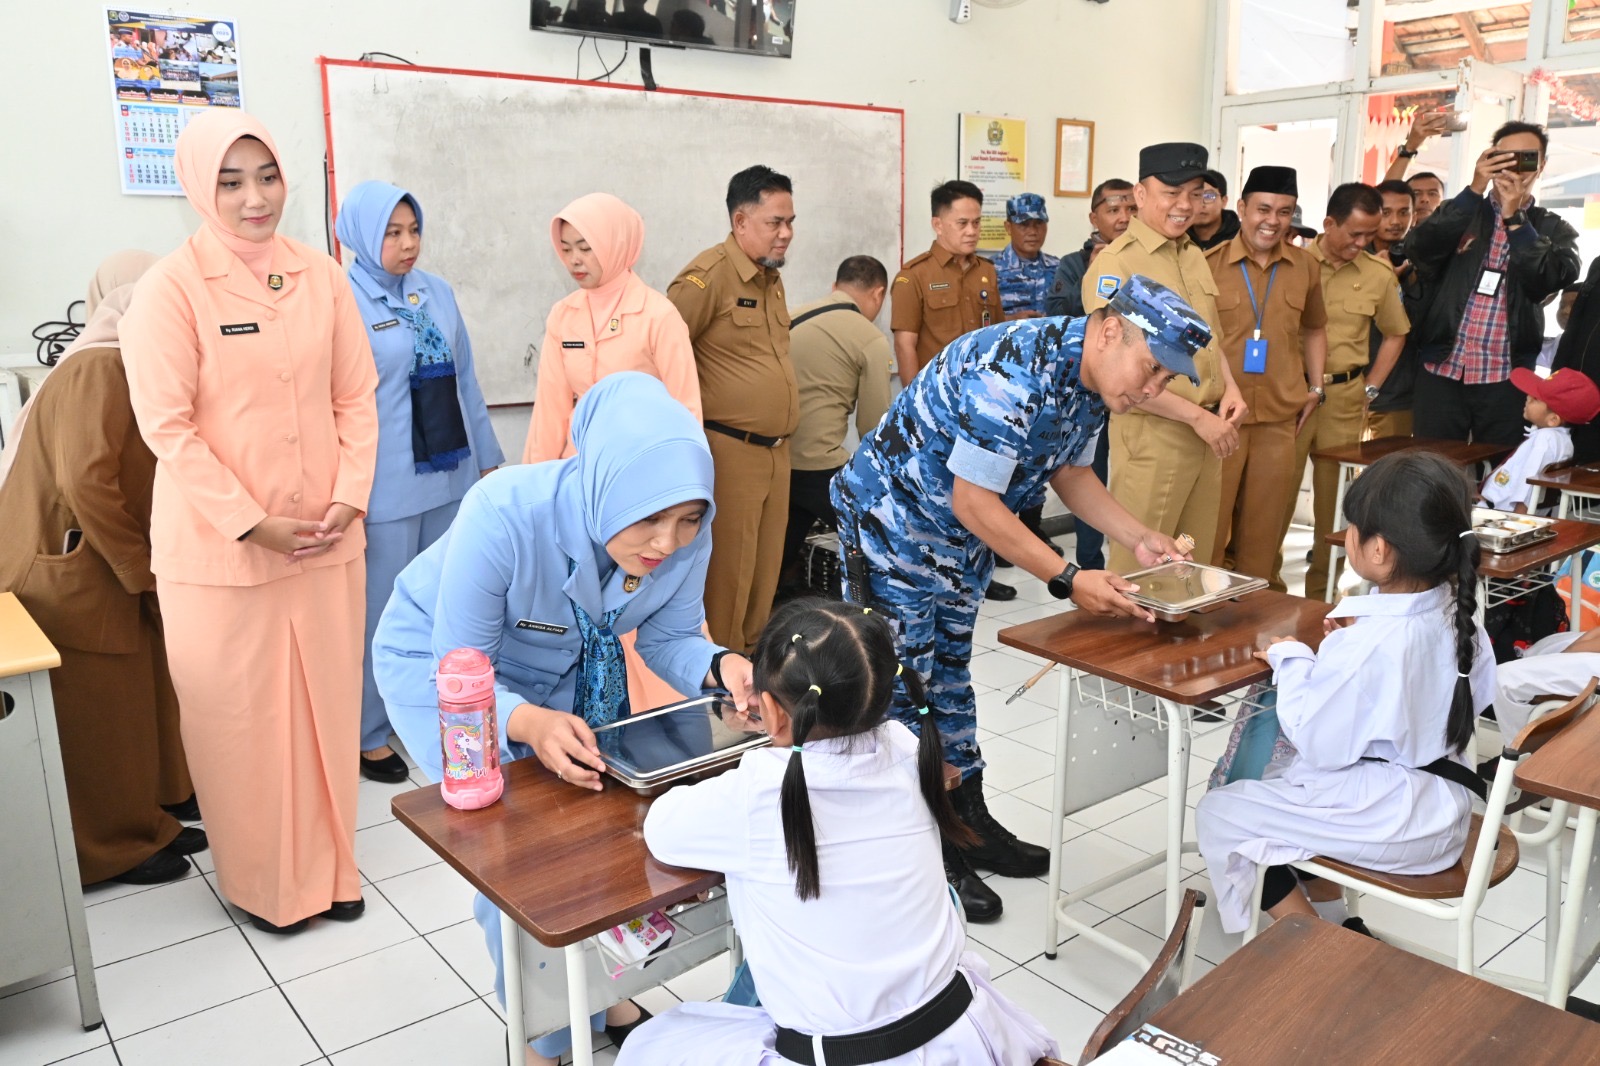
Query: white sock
1311,897,1348,924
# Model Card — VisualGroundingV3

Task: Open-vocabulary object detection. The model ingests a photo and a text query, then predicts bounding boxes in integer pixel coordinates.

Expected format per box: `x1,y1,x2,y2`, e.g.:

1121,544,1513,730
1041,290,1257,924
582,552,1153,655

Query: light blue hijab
335,179,419,298
558,371,715,614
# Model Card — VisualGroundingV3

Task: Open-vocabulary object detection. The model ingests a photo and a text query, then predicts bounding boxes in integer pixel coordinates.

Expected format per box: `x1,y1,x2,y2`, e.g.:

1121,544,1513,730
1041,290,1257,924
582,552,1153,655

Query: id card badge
1477,269,1504,297
1243,335,1268,374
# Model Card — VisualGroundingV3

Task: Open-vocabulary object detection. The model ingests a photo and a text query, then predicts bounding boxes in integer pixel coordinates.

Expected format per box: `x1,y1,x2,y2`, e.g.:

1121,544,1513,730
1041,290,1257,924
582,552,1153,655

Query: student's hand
243,515,326,559
1252,634,1299,662
1071,570,1155,622
514,705,606,791
1322,615,1355,636
716,653,756,712
1193,409,1240,459
1218,384,1249,427
1295,391,1320,435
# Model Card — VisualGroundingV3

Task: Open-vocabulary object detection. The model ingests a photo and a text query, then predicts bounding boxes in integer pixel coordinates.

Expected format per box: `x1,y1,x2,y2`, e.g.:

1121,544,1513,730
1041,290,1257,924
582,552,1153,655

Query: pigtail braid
899,666,978,848
779,645,823,901
1447,530,1481,754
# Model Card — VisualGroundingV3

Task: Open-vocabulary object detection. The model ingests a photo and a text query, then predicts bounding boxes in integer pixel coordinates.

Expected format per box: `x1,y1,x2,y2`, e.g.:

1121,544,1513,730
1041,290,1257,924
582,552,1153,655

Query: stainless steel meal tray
1471,507,1558,555
593,695,770,795
1121,562,1269,622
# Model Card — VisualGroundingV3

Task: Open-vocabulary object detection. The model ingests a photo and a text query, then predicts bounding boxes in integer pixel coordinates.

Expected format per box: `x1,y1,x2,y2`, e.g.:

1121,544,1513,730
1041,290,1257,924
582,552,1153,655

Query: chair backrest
1079,888,1204,1063
1510,676,1598,758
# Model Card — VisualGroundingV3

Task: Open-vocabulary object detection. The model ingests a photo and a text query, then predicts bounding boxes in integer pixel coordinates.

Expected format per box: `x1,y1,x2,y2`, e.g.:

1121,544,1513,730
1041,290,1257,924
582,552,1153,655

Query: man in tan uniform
892,179,1013,599
1287,182,1410,599
779,254,892,596
667,165,798,651
1205,165,1328,586
1082,143,1245,572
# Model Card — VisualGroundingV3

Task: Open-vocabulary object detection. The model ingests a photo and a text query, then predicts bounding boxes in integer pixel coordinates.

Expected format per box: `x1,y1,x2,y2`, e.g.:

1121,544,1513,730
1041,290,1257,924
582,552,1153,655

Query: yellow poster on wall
957,114,1027,251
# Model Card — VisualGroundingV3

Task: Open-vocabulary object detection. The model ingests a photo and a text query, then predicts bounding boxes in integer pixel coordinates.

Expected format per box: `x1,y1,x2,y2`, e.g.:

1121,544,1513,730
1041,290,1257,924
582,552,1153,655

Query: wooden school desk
1000,590,1330,965
1516,697,1600,1008
1312,435,1513,603
0,593,100,1030
1529,463,1600,522
392,758,732,1066
1148,915,1600,1064
1325,516,1600,628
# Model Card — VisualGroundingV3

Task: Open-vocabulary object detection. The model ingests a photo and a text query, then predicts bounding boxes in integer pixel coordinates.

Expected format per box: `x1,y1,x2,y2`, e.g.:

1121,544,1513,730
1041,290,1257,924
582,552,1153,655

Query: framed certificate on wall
1056,119,1094,198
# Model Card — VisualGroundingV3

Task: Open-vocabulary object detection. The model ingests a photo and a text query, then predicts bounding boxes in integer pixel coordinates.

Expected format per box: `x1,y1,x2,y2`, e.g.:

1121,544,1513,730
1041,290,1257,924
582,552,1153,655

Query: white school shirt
1493,630,1600,744
1481,425,1571,512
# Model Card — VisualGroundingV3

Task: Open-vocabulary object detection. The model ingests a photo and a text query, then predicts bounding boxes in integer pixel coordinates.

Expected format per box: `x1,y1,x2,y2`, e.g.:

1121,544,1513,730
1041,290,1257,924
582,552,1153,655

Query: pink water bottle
437,648,504,810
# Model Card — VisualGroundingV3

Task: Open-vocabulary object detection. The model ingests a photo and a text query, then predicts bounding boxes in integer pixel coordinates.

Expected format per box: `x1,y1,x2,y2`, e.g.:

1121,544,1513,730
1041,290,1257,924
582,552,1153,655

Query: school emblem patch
1096,275,1121,298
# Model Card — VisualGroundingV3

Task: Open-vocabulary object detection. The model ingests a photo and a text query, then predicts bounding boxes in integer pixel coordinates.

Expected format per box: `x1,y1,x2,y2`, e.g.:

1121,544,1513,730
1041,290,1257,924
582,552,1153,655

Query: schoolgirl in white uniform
617,599,1058,1065
1196,451,1496,933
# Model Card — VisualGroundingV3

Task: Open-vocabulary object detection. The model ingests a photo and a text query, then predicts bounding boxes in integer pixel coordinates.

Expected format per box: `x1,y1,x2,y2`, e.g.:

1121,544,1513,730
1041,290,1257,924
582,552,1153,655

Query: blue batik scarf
335,180,470,474
570,559,631,727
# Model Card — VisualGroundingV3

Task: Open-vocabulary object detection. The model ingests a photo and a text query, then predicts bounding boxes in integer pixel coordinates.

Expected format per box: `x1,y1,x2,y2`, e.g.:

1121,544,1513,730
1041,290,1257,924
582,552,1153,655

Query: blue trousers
836,511,989,782
1073,429,1111,570
361,502,460,751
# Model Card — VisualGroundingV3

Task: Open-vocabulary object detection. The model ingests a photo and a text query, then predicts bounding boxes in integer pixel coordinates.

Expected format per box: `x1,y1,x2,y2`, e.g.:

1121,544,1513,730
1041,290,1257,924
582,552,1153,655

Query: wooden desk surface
1528,464,1600,496
1324,518,1600,579
1310,434,1511,468
0,592,60,678
997,590,1330,705
391,758,720,948
1150,916,1600,1064
1516,696,1600,808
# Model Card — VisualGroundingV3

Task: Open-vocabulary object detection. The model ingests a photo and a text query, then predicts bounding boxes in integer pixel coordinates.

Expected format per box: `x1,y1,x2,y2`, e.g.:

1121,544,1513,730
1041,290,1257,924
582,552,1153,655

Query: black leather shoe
952,771,1051,877
359,750,410,784
986,581,1018,602
320,899,366,922
105,848,191,885
246,911,310,935
943,838,1002,922
161,794,201,821
604,1002,653,1048
164,826,208,855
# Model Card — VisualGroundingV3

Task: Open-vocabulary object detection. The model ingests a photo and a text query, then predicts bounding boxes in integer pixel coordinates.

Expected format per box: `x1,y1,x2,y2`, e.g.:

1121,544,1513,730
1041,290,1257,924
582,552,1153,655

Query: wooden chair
1071,888,1205,1064
1243,681,1596,986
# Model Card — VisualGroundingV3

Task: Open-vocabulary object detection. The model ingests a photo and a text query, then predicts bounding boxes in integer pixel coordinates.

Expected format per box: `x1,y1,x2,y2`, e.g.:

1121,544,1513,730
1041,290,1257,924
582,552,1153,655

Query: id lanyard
1240,262,1278,374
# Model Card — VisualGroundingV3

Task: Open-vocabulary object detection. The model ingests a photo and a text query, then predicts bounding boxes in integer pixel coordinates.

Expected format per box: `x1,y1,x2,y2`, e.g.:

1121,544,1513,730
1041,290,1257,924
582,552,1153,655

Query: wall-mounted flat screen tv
531,0,796,59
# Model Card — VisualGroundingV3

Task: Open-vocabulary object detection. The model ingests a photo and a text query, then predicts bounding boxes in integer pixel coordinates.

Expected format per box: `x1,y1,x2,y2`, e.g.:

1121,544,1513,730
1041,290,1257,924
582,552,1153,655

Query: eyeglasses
1198,192,1220,203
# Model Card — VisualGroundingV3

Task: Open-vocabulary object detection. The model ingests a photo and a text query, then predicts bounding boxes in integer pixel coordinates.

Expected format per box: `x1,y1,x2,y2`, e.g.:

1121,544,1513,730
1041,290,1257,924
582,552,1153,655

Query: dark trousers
780,466,840,593
1074,428,1111,570
1412,370,1527,447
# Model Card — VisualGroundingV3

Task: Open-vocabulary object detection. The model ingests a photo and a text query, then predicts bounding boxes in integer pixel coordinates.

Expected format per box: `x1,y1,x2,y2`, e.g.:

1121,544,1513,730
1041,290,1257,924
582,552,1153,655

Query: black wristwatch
1047,563,1080,601
709,649,733,689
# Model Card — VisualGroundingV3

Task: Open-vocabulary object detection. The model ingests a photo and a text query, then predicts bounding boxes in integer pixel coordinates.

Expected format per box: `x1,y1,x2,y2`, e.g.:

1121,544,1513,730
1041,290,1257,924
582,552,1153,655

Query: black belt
1362,755,1487,802
774,972,972,1066
704,420,786,448
1323,368,1366,386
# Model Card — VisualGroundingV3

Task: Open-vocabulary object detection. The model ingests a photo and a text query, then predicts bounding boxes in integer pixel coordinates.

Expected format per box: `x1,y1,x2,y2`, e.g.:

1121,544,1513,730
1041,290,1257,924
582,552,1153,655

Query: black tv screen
532,0,795,58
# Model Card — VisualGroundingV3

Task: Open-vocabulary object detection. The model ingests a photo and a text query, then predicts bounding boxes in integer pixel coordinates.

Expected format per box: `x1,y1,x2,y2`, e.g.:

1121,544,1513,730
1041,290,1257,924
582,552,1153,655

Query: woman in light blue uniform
373,372,754,1062
336,180,504,783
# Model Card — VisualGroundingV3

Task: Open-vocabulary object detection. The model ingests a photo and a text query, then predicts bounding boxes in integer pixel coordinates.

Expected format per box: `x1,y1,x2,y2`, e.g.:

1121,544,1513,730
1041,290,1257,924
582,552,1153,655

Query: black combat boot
952,770,1051,877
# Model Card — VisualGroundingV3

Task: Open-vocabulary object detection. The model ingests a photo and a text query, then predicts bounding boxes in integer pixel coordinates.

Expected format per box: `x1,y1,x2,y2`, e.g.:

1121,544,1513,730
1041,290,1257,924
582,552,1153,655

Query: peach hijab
175,108,285,288
551,193,645,335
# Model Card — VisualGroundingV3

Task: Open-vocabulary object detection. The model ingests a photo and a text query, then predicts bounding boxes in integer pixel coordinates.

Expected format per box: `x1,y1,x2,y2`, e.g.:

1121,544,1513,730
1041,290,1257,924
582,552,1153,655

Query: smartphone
1512,149,1541,173
62,528,83,554
1439,110,1468,132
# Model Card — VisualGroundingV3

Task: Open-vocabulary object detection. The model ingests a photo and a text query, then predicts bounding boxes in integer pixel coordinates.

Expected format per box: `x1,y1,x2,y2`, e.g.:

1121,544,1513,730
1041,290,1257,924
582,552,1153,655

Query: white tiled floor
6,525,1597,1065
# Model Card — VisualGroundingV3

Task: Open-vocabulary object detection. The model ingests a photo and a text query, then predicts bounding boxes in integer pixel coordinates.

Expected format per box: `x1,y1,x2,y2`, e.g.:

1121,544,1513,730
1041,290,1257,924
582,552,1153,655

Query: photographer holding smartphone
1399,121,1580,446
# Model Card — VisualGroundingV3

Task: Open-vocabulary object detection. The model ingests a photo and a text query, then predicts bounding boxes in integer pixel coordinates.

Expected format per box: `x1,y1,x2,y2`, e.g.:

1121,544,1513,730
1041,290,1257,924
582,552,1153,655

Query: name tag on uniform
928,282,950,291
515,619,570,635
736,297,759,308
371,319,400,331
1243,337,1268,374
562,340,586,349
219,322,259,335
1477,270,1504,297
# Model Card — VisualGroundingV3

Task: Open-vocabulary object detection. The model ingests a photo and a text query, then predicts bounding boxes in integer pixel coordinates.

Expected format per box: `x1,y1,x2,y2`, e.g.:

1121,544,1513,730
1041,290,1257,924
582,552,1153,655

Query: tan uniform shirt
666,234,797,438
891,242,1005,370
1206,237,1328,424
1082,215,1226,409
786,291,893,471
1309,239,1411,375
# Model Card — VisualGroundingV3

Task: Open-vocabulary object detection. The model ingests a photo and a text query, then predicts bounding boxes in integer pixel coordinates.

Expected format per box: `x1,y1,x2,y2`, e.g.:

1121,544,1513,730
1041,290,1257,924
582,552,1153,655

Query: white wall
5,0,1209,362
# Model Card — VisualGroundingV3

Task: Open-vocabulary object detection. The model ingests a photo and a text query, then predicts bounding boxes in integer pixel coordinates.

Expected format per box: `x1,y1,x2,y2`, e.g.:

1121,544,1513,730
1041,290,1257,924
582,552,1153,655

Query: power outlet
950,0,972,23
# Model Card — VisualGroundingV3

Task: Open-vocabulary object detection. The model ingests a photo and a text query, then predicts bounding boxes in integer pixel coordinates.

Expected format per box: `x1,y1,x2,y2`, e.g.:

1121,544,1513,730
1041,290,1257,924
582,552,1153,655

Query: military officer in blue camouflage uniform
993,193,1060,319
831,275,1211,922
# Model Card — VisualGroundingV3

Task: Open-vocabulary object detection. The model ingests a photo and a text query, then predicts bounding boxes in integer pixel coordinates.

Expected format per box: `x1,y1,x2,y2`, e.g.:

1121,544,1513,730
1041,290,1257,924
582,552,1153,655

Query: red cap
1509,367,1600,426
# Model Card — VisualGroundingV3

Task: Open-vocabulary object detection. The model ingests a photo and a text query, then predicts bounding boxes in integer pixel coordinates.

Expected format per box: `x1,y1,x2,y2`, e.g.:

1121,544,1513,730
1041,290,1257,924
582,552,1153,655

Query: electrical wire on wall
31,302,85,367
327,52,419,254
576,35,629,82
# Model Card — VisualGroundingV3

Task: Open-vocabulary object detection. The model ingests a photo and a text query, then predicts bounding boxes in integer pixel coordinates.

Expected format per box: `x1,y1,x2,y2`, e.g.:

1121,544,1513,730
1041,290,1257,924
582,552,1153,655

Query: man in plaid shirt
1401,121,1579,445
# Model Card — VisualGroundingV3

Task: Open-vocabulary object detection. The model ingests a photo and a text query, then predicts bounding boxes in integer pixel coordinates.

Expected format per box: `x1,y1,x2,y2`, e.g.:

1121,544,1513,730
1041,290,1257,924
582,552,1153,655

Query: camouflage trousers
831,483,992,783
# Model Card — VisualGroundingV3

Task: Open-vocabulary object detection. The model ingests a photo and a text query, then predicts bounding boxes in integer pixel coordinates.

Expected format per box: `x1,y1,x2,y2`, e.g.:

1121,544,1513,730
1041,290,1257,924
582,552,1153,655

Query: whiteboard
321,60,903,406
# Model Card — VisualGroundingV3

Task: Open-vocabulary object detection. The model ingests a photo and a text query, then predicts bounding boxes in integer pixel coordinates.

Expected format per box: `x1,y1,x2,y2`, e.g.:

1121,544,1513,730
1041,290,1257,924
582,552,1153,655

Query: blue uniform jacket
373,463,719,781
349,266,504,524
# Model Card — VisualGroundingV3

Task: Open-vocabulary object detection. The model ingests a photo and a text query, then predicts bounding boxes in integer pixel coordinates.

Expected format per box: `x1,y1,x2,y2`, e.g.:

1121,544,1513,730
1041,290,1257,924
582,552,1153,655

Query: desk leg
1160,699,1192,931
1326,463,1354,604
1547,806,1597,1006
1043,667,1074,960
1570,552,1586,634
501,910,525,1063
1561,491,1574,521
567,942,594,1065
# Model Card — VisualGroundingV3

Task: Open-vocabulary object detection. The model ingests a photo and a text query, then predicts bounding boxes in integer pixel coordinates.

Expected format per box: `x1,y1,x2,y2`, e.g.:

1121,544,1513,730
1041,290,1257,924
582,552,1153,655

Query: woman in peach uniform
525,192,702,712
121,110,379,934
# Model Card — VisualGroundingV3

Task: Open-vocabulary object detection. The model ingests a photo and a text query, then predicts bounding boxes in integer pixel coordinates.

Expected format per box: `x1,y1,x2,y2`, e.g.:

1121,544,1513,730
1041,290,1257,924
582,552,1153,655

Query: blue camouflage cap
1105,274,1211,386
1006,192,1049,223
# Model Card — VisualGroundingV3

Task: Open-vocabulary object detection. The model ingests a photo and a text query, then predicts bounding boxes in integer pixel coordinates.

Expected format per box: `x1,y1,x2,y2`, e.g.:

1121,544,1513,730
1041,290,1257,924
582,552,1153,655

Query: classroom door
1218,96,1358,228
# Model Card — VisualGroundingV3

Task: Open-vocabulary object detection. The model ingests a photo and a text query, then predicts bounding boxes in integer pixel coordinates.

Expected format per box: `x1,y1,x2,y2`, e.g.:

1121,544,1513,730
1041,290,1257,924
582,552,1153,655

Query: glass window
1380,3,1528,77
1235,0,1355,94
1565,0,1600,44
